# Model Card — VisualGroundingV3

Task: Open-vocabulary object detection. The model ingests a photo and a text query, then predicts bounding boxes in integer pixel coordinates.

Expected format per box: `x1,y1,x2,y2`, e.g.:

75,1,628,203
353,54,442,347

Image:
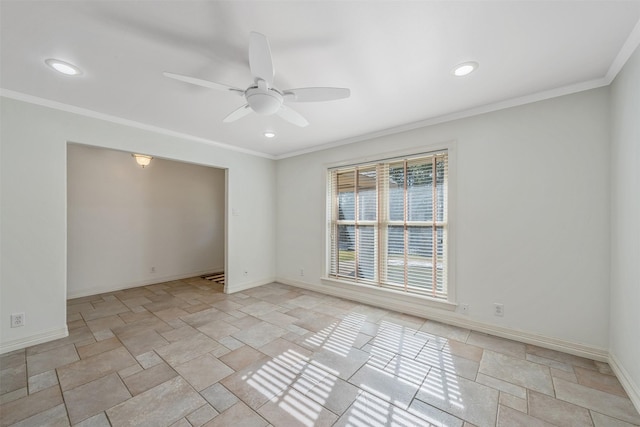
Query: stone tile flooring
1,277,639,427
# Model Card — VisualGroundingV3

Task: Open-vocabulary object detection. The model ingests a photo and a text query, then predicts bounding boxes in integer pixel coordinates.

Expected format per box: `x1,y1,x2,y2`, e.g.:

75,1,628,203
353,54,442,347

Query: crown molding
0,89,276,160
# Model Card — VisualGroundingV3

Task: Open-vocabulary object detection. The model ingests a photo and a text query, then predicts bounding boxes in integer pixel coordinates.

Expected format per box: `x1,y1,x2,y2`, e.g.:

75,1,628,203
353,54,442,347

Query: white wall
0,97,276,353
610,44,640,407
277,88,611,353
67,144,225,298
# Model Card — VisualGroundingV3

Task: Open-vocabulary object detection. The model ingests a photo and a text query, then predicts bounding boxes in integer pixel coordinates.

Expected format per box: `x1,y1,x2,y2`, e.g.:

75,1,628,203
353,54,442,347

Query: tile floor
1,278,639,427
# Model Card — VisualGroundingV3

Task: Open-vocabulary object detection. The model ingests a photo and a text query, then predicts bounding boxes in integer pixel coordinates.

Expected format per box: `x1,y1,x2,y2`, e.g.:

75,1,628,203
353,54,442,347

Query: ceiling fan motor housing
246,87,283,115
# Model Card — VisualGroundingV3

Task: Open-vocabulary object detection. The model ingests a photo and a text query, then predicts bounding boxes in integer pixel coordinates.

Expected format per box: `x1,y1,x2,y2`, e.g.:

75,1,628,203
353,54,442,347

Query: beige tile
153,306,189,321
57,347,137,391
197,320,240,341
526,344,598,370
119,329,170,356
219,346,267,371
27,369,58,394
591,411,640,427
287,295,325,309
118,363,143,378
258,337,313,362
220,358,294,409
528,390,594,427
240,301,281,317
416,346,479,381
526,352,574,372
200,383,239,413
348,364,419,410
0,387,27,405
175,354,234,391
81,301,130,321
186,404,219,426
475,373,527,399
445,339,484,362
1,362,26,395
76,336,122,359
383,354,431,385
161,325,201,342
122,362,177,395
408,398,465,427
257,311,300,328
416,368,499,427
85,315,126,333
155,332,223,366
63,373,131,424
73,412,111,427
106,377,206,426
0,385,63,426
334,391,442,427
594,361,615,375
499,391,527,413
497,404,554,427
10,403,69,427
553,377,640,424
575,365,628,397
370,326,428,359
309,347,369,380
136,350,164,369
27,344,79,376
232,321,288,348
202,401,267,427
0,351,26,370
479,350,554,396
26,327,93,356
550,367,578,383
467,332,526,359
258,387,338,427
419,320,470,342
304,373,360,415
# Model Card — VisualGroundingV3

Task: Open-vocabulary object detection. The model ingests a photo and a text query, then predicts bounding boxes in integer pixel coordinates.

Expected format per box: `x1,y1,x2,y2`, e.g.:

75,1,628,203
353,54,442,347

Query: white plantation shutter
328,151,449,299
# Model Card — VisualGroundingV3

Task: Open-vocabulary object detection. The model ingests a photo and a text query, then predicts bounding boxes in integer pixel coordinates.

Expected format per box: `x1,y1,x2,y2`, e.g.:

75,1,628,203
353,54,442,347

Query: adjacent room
1,1,639,426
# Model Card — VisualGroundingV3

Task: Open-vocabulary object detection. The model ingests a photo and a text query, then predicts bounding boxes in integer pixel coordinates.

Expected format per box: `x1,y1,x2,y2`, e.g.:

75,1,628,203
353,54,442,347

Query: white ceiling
2,1,640,158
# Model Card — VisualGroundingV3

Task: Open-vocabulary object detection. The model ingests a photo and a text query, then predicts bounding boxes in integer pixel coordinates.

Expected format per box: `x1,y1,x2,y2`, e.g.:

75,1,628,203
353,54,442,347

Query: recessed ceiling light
452,61,478,77
45,58,82,76
264,131,276,138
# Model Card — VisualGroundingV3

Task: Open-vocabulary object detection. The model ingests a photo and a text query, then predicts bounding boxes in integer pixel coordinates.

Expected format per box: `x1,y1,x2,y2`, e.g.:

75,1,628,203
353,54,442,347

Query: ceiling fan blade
283,87,351,102
223,104,253,123
164,72,243,95
277,105,309,127
249,32,275,86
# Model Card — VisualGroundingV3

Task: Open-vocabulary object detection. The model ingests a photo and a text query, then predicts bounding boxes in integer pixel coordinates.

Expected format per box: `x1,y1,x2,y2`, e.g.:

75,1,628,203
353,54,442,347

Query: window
327,151,449,300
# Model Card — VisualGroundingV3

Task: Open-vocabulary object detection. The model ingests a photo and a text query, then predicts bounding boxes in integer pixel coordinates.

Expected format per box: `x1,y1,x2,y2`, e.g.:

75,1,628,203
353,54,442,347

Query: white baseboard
277,277,608,362
0,327,69,355
226,277,277,294
67,266,224,299
609,352,640,413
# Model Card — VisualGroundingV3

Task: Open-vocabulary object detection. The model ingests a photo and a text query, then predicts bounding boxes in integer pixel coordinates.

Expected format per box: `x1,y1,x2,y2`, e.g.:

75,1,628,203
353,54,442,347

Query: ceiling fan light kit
164,32,350,127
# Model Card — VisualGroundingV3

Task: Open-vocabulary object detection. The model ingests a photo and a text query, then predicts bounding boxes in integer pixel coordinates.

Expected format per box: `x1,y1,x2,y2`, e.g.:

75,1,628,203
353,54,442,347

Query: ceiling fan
164,32,351,127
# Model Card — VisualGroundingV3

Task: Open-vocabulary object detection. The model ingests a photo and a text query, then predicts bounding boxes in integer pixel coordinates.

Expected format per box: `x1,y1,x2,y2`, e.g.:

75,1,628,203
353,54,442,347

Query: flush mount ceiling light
452,61,478,77
45,58,82,76
132,154,153,168
264,131,276,138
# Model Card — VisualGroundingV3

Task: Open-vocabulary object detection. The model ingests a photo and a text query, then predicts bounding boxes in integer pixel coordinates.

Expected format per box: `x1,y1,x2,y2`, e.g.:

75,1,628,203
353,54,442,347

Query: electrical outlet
460,304,469,315
300,268,304,276
494,303,504,317
150,266,156,273
243,270,248,276
11,313,25,328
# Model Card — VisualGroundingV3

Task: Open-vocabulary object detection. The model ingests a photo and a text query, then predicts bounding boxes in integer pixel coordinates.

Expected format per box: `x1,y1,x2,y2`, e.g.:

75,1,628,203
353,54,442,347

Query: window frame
323,142,456,306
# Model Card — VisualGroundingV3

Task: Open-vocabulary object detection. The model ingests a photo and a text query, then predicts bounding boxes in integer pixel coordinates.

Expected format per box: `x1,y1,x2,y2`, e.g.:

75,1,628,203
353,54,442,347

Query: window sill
320,276,457,313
